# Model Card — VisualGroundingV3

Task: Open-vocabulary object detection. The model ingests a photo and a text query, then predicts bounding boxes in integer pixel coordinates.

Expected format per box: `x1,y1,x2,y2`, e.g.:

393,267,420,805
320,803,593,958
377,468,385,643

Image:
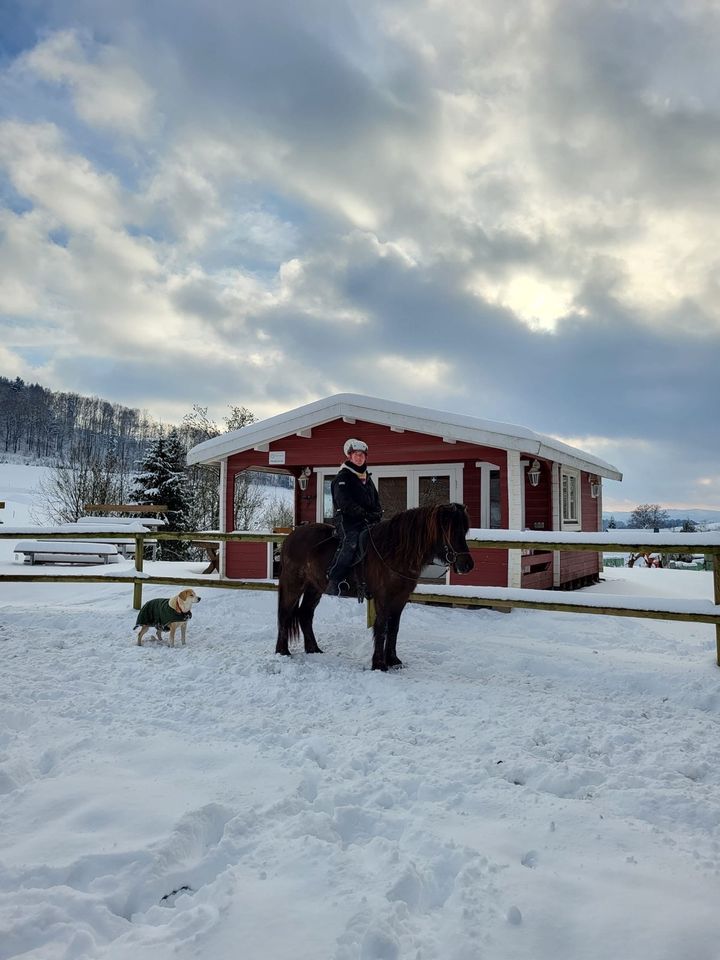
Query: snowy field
2,466,720,959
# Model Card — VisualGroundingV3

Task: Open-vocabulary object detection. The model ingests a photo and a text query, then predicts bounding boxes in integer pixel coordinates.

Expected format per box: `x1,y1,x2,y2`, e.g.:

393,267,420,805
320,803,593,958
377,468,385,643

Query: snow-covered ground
2,465,720,959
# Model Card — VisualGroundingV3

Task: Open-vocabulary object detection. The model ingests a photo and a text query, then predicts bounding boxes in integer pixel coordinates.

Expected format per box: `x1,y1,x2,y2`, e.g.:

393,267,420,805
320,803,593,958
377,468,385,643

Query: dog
134,590,201,647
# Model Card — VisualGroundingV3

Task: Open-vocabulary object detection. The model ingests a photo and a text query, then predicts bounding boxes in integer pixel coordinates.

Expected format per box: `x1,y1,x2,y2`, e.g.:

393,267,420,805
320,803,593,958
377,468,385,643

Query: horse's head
436,502,475,574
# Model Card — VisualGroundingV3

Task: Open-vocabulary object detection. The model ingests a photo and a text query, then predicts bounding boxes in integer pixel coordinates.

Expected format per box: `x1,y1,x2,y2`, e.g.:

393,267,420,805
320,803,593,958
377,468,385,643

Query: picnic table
195,540,220,574
14,540,119,565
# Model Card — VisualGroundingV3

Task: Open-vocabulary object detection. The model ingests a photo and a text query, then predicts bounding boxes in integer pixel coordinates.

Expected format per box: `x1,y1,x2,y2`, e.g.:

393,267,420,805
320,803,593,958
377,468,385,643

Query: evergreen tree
162,429,192,535
131,434,168,507
608,515,616,529
132,431,191,558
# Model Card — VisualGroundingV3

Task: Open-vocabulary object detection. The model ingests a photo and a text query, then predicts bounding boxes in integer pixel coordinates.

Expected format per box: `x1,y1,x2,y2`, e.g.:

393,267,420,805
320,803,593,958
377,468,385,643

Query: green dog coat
135,598,191,629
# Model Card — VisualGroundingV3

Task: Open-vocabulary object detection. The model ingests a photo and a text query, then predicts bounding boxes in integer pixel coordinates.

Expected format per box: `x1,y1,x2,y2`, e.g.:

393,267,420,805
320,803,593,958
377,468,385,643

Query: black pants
327,519,362,583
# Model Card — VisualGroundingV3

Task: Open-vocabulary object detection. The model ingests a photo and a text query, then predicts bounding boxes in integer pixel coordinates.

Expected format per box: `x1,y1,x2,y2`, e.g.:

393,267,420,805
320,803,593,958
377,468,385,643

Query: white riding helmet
343,438,368,457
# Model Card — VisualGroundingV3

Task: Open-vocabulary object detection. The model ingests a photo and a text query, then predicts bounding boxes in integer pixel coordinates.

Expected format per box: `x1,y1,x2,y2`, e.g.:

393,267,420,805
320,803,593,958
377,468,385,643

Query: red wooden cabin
187,394,622,590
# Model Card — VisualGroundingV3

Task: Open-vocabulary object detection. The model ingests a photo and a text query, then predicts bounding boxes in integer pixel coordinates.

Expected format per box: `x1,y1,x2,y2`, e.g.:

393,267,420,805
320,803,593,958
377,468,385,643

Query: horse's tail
277,576,302,643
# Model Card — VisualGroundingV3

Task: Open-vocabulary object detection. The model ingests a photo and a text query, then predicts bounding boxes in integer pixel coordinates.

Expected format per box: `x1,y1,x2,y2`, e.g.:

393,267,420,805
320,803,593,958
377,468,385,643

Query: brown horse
276,502,475,671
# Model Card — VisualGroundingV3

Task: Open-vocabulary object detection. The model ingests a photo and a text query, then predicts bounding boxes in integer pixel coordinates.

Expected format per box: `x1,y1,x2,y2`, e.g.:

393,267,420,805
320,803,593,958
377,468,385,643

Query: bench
58,523,159,559
195,540,220,574
13,540,120,565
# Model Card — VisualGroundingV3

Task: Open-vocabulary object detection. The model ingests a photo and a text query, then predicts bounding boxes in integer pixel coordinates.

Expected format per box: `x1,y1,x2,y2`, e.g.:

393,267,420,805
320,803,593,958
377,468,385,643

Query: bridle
439,523,472,566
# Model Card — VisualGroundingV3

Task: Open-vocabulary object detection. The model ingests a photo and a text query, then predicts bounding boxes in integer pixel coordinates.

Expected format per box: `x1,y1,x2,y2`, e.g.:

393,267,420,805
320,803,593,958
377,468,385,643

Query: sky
0,0,719,513
1,462,720,959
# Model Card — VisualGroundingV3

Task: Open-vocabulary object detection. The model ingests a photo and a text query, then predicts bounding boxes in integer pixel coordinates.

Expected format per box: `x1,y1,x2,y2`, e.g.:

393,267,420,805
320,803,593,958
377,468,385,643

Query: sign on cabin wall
269,451,286,465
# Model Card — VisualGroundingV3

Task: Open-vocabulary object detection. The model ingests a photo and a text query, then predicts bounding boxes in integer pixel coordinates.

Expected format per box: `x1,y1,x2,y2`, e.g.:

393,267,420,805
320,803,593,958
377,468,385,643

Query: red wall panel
226,542,268,579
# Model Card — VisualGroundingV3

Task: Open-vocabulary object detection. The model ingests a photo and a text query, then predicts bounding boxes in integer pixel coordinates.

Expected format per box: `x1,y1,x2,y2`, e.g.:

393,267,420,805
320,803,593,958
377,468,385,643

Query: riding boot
327,525,360,587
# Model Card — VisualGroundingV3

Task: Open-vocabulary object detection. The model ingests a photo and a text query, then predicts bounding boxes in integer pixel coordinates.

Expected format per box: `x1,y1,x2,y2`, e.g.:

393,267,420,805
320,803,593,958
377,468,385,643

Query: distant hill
604,509,720,526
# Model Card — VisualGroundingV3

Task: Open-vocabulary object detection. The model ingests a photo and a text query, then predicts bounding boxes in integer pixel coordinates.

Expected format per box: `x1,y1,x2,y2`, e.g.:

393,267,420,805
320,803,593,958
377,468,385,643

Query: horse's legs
371,599,407,671
371,605,389,671
298,586,323,654
384,606,405,668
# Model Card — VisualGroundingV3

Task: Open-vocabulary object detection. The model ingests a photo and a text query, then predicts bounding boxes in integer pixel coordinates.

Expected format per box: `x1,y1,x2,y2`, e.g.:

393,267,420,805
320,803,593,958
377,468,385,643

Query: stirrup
337,579,350,595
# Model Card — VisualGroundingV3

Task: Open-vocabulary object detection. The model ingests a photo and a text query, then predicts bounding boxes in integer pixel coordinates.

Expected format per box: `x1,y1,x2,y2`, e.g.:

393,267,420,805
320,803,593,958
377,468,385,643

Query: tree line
0,375,162,464
0,377,293,548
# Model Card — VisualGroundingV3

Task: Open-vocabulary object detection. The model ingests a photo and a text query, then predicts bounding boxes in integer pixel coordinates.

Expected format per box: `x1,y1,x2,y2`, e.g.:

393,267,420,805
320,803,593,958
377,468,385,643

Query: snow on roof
187,393,622,479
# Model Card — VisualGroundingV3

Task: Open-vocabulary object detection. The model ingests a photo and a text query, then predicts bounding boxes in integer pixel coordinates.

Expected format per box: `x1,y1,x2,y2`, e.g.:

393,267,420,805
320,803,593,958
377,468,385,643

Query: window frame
561,467,581,529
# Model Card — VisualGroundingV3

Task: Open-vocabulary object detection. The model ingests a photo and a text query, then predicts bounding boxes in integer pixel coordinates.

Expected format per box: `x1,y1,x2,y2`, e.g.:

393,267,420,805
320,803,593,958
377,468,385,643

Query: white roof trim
187,393,622,480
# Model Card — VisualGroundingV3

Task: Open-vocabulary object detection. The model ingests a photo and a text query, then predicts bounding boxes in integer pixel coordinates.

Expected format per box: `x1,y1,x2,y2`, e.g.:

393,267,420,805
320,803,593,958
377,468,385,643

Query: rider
327,438,383,595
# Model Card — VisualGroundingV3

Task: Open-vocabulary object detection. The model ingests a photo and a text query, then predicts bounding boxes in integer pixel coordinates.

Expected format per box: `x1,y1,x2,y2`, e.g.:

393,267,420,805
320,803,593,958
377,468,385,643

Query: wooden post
714,554,720,667
366,596,376,629
133,534,144,610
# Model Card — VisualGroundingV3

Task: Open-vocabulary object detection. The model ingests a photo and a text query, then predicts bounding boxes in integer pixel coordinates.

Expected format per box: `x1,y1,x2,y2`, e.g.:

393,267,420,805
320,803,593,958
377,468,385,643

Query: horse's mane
372,504,447,573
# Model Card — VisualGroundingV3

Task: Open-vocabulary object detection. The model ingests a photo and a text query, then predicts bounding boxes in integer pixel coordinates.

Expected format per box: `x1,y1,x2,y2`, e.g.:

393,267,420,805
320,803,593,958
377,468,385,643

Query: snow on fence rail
2,528,720,665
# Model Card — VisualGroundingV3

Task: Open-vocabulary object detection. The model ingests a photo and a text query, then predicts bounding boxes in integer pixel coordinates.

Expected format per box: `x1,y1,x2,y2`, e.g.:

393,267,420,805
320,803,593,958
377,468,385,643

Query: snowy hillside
1,463,719,959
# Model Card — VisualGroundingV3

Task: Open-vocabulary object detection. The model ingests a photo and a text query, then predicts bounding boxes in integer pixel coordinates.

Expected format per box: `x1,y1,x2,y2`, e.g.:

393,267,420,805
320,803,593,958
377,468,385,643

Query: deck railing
2,528,720,664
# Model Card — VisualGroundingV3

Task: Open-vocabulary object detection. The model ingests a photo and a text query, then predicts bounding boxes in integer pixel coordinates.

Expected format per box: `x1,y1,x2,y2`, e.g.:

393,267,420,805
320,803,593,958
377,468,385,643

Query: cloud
20,29,155,136
0,0,719,509
0,121,125,230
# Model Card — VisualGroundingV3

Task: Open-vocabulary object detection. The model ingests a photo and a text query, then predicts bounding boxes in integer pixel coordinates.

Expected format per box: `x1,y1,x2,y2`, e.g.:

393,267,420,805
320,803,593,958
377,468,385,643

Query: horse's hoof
275,648,291,657
305,646,323,654
372,660,388,672
388,659,403,669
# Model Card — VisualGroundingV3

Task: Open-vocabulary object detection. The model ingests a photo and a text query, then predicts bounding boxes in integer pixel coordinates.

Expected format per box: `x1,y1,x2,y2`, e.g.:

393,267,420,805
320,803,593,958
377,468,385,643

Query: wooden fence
2,528,720,664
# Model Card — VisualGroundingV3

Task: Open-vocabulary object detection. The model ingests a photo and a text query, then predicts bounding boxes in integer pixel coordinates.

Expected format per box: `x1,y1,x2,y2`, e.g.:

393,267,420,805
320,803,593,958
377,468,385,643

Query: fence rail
2,528,720,665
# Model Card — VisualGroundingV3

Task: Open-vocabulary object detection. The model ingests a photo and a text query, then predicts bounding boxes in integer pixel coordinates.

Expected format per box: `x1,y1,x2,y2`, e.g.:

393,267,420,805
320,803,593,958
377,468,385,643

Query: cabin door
317,464,462,522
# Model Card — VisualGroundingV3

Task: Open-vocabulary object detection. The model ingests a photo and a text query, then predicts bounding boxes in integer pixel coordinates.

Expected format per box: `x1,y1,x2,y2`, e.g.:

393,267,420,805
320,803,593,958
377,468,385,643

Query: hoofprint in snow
0,559,719,960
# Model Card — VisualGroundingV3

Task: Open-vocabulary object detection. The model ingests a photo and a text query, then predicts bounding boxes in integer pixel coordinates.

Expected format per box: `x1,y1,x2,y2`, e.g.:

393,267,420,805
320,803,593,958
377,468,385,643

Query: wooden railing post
714,554,720,667
133,534,144,610
367,596,376,629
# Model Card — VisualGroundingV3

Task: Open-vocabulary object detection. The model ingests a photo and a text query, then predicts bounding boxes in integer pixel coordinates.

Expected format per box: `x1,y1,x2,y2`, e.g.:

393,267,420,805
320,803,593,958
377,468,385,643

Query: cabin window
489,469,502,528
233,470,266,529
377,476,409,518
418,475,450,509
561,469,581,526
322,475,337,523
476,462,502,528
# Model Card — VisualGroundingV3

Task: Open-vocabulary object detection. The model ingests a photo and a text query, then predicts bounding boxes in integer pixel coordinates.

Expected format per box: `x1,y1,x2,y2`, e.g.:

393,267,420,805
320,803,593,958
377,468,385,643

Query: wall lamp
527,459,541,487
589,475,601,499
297,466,312,491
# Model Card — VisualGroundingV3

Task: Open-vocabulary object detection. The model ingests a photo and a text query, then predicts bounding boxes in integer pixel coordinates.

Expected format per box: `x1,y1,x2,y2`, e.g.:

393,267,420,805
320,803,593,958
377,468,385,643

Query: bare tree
33,443,122,523
627,504,670,529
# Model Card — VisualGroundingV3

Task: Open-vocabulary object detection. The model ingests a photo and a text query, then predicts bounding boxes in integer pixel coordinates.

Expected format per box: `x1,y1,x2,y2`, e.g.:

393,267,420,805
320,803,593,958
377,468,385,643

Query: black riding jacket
331,462,382,529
